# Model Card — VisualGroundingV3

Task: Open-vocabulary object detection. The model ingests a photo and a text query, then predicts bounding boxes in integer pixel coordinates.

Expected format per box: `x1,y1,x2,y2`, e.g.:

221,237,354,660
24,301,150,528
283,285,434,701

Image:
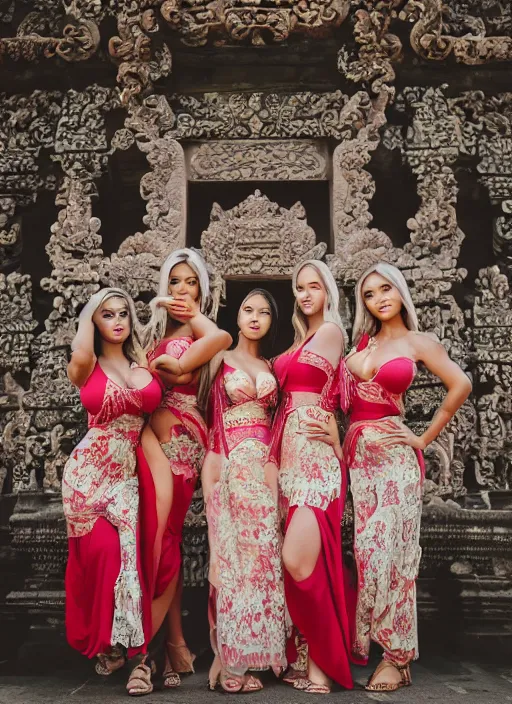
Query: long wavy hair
291,259,347,350
91,287,146,366
143,248,212,353
352,262,420,345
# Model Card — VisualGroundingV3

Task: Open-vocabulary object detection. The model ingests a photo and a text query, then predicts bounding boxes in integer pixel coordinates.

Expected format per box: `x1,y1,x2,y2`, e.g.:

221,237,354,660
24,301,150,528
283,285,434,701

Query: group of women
62,248,472,696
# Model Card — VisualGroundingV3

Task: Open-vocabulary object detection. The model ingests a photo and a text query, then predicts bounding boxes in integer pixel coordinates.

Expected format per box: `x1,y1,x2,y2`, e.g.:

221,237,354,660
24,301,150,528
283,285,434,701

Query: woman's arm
67,293,103,388
201,450,222,505
381,334,472,450
151,313,231,377
154,368,195,387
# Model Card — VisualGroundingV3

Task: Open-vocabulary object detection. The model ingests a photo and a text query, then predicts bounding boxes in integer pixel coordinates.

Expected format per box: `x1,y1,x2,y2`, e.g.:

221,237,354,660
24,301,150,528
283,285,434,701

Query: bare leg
151,572,179,639
164,576,195,672
282,507,330,688
141,425,173,575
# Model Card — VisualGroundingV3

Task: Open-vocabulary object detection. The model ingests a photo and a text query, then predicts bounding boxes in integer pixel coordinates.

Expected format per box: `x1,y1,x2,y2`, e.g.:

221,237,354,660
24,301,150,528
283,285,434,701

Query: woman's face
361,272,403,323
238,294,272,342
92,296,131,345
168,262,200,304
295,265,326,317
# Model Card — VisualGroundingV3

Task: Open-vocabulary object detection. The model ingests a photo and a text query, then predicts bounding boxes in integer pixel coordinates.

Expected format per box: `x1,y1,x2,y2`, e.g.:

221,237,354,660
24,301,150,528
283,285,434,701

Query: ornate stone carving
328,127,402,284
168,90,374,140
0,7,100,63
109,1,172,105
188,140,329,182
471,267,512,492
400,0,512,64
103,134,187,296
0,272,37,375
201,189,325,311
161,0,349,46
340,1,402,107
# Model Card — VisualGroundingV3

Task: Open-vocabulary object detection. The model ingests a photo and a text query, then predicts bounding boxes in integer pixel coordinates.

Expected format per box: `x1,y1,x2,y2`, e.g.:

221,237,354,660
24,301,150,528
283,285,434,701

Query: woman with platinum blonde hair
315,261,472,692
62,288,162,696
267,259,357,694
139,248,232,689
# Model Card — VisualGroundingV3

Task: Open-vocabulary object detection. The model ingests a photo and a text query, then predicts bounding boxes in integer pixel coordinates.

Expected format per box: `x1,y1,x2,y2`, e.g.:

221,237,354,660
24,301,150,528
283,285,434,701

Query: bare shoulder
409,331,444,360
315,322,344,343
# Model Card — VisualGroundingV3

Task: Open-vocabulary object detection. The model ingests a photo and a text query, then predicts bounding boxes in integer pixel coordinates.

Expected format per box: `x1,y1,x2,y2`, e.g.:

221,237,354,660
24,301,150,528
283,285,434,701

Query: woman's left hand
378,422,426,450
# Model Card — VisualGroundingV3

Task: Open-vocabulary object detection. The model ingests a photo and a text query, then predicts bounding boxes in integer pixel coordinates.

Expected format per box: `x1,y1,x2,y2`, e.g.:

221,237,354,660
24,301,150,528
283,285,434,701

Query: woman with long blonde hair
267,260,356,694
313,262,471,691
63,288,162,696
139,248,232,689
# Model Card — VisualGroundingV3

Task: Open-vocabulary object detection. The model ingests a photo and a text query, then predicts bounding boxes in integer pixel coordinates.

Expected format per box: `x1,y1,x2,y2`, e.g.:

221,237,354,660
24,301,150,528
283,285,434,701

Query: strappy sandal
126,656,154,697
95,646,126,676
162,662,181,689
207,655,221,691
282,666,307,685
293,678,331,694
365,659,412,692
166,641,196,674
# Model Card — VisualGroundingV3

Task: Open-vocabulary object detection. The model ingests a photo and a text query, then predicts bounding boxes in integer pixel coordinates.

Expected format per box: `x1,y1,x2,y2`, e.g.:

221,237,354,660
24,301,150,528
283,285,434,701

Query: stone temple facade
0,0,511,658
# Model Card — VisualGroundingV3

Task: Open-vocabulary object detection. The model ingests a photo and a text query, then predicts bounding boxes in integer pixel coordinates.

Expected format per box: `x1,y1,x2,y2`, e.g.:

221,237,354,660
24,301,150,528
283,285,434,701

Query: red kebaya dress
207,362,286,676
62,362,161,658
340,334,424,666
144,337,207,598
270,335,358,689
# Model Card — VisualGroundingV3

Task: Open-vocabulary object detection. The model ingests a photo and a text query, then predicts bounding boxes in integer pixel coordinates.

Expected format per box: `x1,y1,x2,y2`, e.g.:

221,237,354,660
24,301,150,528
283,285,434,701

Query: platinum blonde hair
291,259,347,350
143,248,211,352
92,287,146,366
352,262,419,345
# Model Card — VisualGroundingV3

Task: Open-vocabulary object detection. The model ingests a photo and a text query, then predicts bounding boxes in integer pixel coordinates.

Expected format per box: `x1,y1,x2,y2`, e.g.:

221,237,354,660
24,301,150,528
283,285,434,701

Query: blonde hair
352,262,419,345
143,248,211,352
92,288,146,366
291,259,347,350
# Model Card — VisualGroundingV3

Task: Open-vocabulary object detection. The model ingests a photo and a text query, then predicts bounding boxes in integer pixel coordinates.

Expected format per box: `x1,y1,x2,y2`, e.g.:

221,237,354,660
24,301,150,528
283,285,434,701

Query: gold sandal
126,655,154,696
365,660,411,692
282,666,307,685
293,678,331,694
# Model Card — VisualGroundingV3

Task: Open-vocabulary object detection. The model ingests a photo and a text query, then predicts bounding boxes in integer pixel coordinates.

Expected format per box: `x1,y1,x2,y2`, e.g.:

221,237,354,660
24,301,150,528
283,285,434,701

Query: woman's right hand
298,417,343,458
79,290,105,321
153,295,199,323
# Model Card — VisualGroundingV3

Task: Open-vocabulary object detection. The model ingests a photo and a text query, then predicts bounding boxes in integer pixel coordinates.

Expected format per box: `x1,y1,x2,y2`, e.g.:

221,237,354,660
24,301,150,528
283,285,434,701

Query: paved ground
0,652,511,704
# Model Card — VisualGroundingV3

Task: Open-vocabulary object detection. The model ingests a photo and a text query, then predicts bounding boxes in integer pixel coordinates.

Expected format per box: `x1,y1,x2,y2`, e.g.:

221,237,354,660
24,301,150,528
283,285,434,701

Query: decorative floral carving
189,140,329,181
400,0,512,64
109,1,172,105
161,0,349,46
168,90,374,140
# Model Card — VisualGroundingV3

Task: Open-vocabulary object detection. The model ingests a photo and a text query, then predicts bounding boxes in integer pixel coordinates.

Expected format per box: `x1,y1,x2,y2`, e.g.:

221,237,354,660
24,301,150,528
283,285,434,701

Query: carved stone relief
188,140,329,182
0,4,100,63
201,188,324,279
400,0,512,64
167,90,374,141
160,0,350,46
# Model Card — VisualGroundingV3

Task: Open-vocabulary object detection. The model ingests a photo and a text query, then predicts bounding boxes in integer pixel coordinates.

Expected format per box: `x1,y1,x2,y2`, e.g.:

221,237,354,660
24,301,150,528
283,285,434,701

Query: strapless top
80,363,162,421
349,357,416,396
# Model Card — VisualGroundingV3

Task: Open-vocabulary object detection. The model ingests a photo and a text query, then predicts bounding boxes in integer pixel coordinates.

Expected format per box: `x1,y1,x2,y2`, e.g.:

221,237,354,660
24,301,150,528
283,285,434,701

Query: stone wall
0,0,511,653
